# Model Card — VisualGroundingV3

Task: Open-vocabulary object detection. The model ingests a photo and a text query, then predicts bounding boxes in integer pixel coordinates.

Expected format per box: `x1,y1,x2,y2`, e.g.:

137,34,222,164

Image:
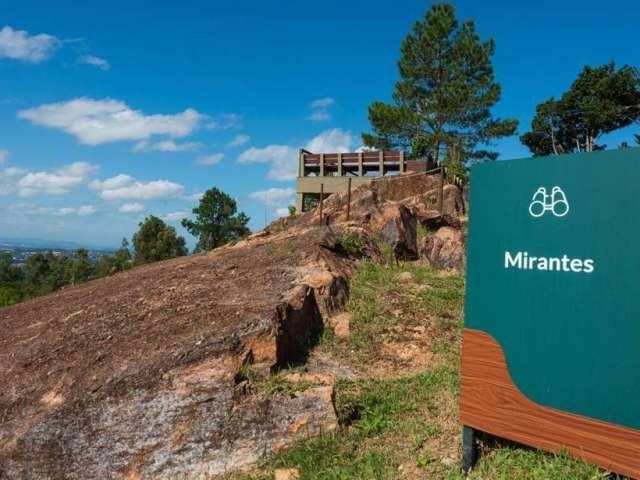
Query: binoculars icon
529,186,569,218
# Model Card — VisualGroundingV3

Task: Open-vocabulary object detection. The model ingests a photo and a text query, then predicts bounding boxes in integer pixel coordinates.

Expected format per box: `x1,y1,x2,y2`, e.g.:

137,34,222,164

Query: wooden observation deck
295,149,431,212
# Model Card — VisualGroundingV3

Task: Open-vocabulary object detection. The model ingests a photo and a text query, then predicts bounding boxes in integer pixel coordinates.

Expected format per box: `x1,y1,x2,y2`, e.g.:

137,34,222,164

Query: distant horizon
1,0,638,248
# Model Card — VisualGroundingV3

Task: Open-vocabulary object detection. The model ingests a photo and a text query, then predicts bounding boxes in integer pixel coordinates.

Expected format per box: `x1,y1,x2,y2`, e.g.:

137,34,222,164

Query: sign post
460,149,640,478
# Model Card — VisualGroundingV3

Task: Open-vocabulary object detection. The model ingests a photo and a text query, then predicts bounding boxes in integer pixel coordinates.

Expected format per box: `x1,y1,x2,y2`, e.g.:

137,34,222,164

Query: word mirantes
505,251,594,273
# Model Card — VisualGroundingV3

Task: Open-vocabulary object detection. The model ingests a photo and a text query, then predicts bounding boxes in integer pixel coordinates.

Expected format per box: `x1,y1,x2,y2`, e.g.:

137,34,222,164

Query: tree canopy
362,3,518,167
133,215,188,264
521,63,640,156
181,187,250,252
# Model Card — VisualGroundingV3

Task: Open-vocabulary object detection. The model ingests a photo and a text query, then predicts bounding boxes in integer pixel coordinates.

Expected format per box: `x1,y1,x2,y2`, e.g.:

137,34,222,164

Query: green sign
465,148,640,429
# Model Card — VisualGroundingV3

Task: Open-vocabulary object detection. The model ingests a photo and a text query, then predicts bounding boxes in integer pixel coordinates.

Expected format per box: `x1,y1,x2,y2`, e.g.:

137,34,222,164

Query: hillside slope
0,173,464,479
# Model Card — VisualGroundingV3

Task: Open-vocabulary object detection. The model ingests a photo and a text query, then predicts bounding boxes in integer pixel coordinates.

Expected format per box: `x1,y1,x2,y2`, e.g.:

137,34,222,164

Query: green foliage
0,285,21,307
133,215,187,264
441,142,469,184
521,63,640,155
181,187,250,252
287,205,296,217
94,238,132,277
0,252,22,284
362,3,518,165
340,230,367,258
303,195,320,212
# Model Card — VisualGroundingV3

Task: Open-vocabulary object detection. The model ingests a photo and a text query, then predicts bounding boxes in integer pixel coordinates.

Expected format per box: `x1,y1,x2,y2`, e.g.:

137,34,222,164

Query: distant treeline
0,187,252,308
0,241,133,307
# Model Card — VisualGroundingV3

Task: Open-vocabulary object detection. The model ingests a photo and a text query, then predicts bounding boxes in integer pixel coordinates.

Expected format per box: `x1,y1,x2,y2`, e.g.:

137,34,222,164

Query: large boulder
373,204,418,260
423,226,466,271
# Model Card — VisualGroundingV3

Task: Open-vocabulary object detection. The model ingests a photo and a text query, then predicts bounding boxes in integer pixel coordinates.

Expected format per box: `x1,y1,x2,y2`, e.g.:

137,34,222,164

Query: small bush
340,230,368,258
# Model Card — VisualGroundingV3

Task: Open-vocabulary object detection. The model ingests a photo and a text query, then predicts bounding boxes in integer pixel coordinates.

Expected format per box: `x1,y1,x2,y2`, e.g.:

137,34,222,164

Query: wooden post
337,153,343,177
298,150,305,177
437,167,445,214
319,183,324,225
399,151,405,173
320,153,325,177
379,151,384,176
358,152,363,176
346,177,352,221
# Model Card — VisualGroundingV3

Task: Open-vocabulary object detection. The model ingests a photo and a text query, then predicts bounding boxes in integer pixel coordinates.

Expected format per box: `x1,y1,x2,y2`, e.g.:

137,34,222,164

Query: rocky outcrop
423,226,466,272
372,204,418,260
0,227,358,479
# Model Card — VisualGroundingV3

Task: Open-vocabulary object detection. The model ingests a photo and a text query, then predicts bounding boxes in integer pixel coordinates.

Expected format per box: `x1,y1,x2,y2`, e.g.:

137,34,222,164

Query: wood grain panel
460,328,640,479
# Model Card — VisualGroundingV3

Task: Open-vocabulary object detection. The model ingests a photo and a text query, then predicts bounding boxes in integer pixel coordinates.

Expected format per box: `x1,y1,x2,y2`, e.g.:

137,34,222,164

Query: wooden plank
460,328,640,479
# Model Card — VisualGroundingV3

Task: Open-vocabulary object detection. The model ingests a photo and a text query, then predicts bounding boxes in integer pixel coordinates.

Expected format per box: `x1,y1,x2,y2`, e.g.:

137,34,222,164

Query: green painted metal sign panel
465,148,640,429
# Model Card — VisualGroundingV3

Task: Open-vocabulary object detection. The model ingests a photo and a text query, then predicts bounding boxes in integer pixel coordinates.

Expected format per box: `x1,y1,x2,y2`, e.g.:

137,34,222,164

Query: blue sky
0,0,638,248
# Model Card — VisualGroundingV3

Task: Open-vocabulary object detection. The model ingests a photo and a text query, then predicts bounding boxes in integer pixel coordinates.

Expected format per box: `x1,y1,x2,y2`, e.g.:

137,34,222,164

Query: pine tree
181,188,250,252
362,3,518,167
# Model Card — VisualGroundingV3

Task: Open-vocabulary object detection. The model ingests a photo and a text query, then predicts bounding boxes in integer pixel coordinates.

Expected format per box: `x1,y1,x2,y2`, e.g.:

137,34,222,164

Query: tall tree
362,3,518,167
521,63,640,155
181,187,250,252
132,216,187,264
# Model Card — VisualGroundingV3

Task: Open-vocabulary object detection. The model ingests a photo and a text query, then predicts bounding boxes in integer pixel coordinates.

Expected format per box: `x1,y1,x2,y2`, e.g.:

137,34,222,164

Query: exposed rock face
374,205,418,260
423,226,466,272
0,227,350,479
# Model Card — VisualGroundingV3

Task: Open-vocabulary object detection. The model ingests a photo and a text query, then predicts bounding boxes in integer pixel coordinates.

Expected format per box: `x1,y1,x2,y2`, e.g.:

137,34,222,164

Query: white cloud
305,128,353,153
0,26,61,63
205,113,243,130
237,128,354,181
8,203,97,216
89,173,132,191
309,97,335,122
183,191,204,202
119,202,145,213
310,97,335,109
90,174,184,200
0,167,27,196
78,54,110,71
0,166,27,178
0,150,8,164
18,97,204,145
309,110,331,122
161,211,188,222
238,145,298,181
195,153,224,166
249,187,295,208
227,134,250,148
275,207,290,218
133,139,200,152
14,161,99,197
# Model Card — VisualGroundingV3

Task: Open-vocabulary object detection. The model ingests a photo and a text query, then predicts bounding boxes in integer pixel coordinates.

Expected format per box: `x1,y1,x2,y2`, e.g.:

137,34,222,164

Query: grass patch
240,367,458,480
234,364,312,396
